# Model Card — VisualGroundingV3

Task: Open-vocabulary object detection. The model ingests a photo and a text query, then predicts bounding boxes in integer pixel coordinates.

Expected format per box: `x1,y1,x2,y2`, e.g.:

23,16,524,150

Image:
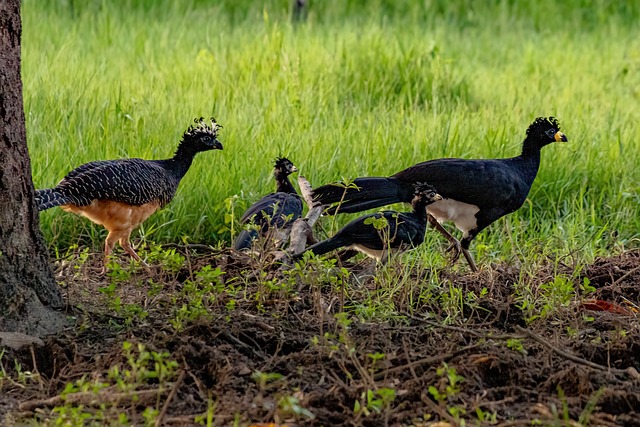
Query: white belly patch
348,244,389,261
426,199,480,234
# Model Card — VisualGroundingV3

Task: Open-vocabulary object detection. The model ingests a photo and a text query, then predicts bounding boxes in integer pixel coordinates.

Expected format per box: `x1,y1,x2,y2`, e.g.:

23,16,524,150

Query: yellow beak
555,131,568,142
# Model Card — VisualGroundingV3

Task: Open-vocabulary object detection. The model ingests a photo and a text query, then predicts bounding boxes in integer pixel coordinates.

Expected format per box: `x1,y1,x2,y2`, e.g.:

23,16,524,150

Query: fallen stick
514,326,638,378
19,387,164,412
155,370,185,427
373,343,483,380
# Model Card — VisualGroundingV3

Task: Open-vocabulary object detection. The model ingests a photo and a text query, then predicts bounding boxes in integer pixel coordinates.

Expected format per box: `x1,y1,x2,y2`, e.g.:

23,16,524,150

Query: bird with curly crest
36,117,223,273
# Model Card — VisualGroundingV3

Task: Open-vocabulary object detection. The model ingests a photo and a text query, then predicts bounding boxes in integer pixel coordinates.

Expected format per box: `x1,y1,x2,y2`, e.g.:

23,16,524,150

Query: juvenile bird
312,117,567,271
299,184,441,264
233,157,303,251
36,117,223,272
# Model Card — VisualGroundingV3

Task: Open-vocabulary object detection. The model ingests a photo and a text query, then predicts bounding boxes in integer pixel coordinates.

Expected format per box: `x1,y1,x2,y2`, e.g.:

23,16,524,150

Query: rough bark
0,0,65,335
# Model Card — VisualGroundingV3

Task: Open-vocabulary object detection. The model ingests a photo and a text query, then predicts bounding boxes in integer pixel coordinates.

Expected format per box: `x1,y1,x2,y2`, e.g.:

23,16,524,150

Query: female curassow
233,157,303,251
36,117,223,272
298,184,441,264
312,117,567,271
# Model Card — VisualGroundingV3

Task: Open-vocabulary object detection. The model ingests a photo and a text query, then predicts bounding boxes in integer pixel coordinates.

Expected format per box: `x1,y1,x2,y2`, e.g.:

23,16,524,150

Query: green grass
23,0,640,265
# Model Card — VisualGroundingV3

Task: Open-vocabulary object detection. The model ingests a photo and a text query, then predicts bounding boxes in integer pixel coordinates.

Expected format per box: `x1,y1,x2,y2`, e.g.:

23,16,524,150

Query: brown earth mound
1,248,639,426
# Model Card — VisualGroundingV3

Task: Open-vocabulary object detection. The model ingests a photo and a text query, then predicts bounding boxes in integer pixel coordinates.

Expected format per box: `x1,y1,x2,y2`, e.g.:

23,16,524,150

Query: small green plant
474,406,498,424
366,352,386,375
170,265,226,331
354,387,397,416
251,370,284,392
98,282,149,326
427,363,468,421
194,397,217,426
108,341,179,390
45,342,178,426
439,284,465,321
535,275,577,321
105,258,134,283
580,277,596,294
0,349,41,389
506,338,526,354
144,244,186,273
428,363,465,403
517,275,579,323
277,394,315,421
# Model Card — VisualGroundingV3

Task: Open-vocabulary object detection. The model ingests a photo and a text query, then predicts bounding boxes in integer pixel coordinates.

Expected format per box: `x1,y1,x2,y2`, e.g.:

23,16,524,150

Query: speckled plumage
36,158,183,209
36,117,223,272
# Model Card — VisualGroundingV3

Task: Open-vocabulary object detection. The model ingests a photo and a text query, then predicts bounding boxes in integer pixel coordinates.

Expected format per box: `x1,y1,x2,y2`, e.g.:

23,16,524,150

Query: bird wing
55,159,176,207
240,192,303,228
59,160,116,182
393,157,530,210
336,211,413,250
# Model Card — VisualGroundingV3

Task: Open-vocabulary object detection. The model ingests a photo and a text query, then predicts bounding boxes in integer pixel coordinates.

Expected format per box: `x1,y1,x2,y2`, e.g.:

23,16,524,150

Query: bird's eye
545,129,556,138
203,136,211,142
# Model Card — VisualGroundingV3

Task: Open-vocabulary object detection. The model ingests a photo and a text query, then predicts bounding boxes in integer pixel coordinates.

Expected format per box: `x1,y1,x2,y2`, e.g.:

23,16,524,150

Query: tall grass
23,0,640,264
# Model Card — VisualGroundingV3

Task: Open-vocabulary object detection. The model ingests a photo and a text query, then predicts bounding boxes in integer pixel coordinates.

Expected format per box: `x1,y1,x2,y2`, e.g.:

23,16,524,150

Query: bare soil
1,248,639,426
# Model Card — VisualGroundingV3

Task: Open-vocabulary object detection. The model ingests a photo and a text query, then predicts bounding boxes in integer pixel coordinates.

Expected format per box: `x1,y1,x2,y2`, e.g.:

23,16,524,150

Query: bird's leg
461,237,478,272
354,261,377,285
119,232,150,268
379,250,391,267
427,215,462,263
101,232,119,275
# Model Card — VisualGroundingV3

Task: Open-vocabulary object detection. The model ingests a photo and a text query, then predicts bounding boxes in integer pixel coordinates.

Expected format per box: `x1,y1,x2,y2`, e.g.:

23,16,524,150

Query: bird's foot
445,240,463,264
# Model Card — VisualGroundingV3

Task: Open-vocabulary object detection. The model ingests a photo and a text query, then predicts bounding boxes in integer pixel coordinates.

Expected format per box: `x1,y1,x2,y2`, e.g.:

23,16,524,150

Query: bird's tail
302,235,349,258
35,188,69,211
312,177,410,215
233,229,260,251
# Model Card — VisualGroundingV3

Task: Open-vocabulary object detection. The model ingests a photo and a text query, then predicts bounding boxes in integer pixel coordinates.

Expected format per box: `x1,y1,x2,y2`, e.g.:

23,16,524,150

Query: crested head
176,117,223,156
523,116,567,152
274,156,298,176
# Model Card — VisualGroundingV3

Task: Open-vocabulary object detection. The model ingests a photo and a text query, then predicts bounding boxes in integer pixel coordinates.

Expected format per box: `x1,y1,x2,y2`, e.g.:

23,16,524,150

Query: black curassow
312,117,567,271
36,117,223,272
233,157,303,251
299,184,441,264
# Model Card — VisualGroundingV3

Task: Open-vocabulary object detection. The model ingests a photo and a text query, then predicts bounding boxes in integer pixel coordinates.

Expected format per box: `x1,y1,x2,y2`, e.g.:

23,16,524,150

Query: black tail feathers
302,235,349,258
35,188,69,211
313,177,410,215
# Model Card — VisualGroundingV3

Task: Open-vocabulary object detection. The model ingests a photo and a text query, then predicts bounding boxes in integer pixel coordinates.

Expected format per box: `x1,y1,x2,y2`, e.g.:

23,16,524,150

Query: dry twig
514,326,638,378
155,370,185,427
19,387,163,411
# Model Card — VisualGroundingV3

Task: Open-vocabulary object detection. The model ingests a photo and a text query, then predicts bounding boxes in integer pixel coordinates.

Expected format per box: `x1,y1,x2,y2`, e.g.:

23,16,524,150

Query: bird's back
240,192,303,229
50,158,180,208
394,156,538,212
337,210,425,250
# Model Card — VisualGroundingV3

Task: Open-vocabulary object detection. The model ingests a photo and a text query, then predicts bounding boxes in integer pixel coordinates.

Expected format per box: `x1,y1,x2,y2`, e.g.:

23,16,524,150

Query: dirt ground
1,247,639,426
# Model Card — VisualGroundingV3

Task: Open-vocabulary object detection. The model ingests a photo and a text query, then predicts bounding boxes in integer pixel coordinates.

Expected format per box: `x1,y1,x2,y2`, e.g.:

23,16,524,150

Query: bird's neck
169,144,198,177
520,137,543,159
412,202,429,223
515,137,542,183
275,174,296,194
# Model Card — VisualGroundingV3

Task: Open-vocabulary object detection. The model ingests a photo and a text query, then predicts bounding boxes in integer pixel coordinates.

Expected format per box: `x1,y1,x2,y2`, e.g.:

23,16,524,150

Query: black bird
299,184,442,264
233,157,303,251
312,117,567,271
36,117,223,271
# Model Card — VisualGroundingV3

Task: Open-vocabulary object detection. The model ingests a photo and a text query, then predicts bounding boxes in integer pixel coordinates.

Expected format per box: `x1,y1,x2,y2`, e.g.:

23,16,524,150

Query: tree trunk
0,0,65,335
